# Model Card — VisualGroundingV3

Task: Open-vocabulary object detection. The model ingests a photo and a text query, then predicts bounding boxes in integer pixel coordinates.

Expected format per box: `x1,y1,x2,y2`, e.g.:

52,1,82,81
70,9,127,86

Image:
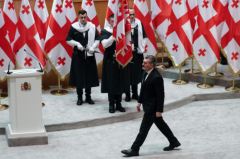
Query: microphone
23,49,43,73
7,50,19,75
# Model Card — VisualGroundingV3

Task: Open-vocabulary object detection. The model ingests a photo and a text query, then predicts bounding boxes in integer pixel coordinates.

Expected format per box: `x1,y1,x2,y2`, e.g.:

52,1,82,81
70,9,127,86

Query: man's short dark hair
109,14,114,20
145,55,156,67
79,10,87,15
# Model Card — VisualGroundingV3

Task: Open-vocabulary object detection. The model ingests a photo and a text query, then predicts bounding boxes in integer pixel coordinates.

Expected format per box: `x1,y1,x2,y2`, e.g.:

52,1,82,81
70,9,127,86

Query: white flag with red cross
0,5,14,81
212,0,229,45
151,0,172,45
13,0,46,70
44,0,73,79
3,0,17,48
165,0,193,67
193,0,220,73
186,0,198,31
112,0,132,67
221,0,240,75
133,0,158,57
104,0,118,28
33,0,52,73
81,0,104,65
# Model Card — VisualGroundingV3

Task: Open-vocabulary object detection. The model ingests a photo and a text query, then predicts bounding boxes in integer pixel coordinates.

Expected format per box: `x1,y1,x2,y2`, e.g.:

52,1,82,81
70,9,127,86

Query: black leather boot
116,102,126,112
109,102,115,113
85,96,94,104
125,92,131,102
77,98,83,105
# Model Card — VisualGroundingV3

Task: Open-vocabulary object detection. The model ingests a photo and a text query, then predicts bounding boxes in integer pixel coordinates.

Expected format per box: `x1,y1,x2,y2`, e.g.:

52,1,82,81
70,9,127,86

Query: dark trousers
126,85,138,94
108,94,122,104
77,87,91,99
131,113,178,151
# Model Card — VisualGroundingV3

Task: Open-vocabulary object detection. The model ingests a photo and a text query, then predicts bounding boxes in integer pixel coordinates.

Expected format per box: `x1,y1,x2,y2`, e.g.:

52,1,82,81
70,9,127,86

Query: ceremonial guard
125,8,148,102
100,14,130,113
66,10,100,106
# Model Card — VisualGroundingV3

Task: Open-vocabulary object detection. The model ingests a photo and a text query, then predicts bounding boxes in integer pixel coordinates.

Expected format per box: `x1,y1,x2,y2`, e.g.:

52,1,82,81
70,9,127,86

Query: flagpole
184,57,201,74
197,73,214,89
172,66,188,85
50,77,68,95
0,92,9,111
207,63,224,77
225,74,240,92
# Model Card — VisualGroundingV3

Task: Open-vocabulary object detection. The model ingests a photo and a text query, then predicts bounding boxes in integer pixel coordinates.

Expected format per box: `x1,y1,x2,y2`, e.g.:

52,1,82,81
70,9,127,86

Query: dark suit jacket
138,68,164,113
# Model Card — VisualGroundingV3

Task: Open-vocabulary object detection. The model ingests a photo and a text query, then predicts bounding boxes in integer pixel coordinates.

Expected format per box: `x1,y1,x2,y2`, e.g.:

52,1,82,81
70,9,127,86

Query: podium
5,69,48,147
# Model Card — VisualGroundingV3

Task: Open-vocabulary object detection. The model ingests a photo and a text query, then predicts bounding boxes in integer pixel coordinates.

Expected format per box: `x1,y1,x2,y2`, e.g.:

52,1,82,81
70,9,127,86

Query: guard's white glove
132,44,134,51
137,48,143,54
77,43,83,51
89,47,95,54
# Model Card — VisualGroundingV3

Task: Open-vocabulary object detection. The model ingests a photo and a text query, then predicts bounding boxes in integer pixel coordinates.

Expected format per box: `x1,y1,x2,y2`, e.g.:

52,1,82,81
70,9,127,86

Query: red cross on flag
186,0,199,31
165,0,193,68
193,0,220,74
112,0,132,67
221,0,240,75
134,0,158,56
81,0,104,66
33,0,52,73
151,0,172,45
3,0,17,48
0,5,14,81
63,0,77,28
44,0,73,80
212,0,228,44
13,0,46,70
104,0,118,28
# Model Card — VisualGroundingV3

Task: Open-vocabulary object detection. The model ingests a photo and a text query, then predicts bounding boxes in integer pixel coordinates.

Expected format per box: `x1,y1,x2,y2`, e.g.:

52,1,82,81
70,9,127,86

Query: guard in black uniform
66,10,100,106
100,14,130,113
125,8,148,102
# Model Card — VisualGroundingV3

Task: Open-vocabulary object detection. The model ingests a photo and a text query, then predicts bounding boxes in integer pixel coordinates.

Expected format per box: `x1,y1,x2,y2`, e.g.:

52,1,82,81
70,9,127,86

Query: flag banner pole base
62,85,76,90
225,86,240,92
42,103,45,107
0,93,8,99
207,72,224,77
197,83,214,89
156,64,171,70
184,69,201,74
50,90,68,96
172,79,189,85
42,86,50,91
0,104,9,111
2,89,8,94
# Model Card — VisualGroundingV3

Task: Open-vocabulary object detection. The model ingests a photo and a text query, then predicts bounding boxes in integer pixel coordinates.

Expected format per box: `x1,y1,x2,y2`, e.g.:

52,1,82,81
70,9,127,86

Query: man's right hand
77,43,83,51
137,103,141,112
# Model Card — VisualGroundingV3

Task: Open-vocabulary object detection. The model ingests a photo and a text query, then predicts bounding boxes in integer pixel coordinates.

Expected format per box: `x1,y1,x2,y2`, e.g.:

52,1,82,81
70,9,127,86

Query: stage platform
158,60,240,87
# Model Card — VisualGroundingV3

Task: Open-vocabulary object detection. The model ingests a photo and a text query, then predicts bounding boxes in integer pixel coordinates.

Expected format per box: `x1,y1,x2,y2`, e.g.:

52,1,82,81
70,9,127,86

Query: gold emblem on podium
21,82,31,91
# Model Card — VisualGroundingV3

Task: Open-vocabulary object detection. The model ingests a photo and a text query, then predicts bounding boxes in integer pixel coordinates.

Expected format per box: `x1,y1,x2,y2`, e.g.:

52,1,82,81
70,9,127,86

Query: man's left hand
89,47,95,54
156,112,162,117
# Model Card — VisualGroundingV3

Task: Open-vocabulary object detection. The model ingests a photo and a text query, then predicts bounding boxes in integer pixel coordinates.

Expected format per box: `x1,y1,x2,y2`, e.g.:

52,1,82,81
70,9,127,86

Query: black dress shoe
163,141,181,151
125,93,131,102
116,103,126,112
121,149,139,156
77,99,83,105
85,97,95,104
109,103,115,113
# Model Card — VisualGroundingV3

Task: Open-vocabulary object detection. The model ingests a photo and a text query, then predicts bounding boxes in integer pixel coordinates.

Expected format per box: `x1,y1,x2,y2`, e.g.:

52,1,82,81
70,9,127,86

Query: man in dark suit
121,55,181,156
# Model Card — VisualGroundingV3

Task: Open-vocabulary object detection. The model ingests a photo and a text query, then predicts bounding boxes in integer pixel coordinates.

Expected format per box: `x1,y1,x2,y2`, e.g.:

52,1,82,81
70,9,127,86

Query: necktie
142,72,148,83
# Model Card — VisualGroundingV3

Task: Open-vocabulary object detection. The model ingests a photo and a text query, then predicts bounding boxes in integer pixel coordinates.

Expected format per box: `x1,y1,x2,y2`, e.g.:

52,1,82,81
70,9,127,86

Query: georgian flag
113,0,132,67
33,0,51,73
151,0,172,44
193,0,220,73
212,0,228,45
13,0,46,70
133,0,158,57
81,0,104,65
186,0,199,31
44,0,73,79
221,0,240,75
0,5,14,81
3,0,17,48
165,0,193,67
104,0,118,28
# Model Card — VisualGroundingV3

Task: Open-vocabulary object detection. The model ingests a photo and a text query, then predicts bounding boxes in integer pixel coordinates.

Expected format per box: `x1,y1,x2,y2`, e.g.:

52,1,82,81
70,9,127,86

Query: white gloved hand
77,43,83,51
110,35,116,41
137,48,143,54
132,44,134,51
89,47,95,54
